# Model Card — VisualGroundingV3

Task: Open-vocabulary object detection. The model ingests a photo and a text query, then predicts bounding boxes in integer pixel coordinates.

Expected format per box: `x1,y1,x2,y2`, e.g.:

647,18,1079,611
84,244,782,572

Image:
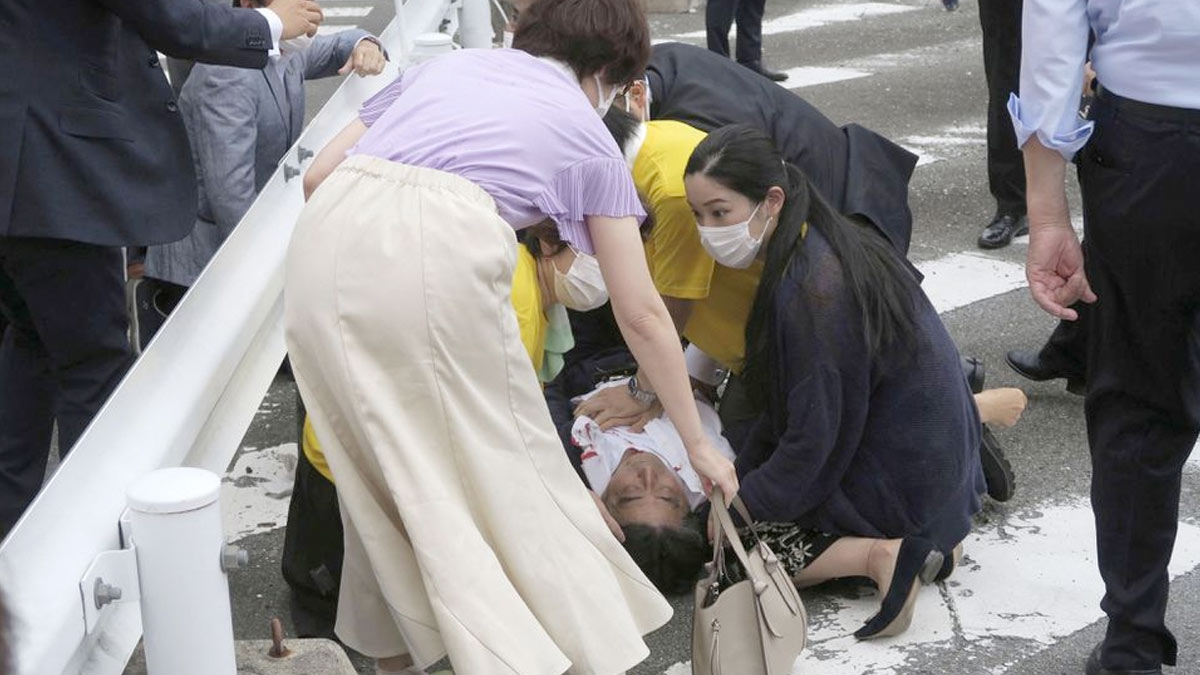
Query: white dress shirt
254,7,284,57
1008,0,1200,161
572,380,736,510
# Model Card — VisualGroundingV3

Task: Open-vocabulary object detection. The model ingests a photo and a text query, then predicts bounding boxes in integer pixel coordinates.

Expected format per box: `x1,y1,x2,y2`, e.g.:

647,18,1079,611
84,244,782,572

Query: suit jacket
647,42,919,256
145,30,369,287
0,1,274,247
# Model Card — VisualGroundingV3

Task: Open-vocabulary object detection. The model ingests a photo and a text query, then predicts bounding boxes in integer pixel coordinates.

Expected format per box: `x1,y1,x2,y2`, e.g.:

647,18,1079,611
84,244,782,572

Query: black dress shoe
977,214,1028,249
740,61,789,82
1005,349,1086,395
1085,644,1163,675
980,425,1015,502
961,356,986,394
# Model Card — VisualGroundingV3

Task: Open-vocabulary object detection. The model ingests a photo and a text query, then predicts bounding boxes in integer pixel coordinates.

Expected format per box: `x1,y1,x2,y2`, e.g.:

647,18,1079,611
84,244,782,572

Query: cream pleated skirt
283,155,672,674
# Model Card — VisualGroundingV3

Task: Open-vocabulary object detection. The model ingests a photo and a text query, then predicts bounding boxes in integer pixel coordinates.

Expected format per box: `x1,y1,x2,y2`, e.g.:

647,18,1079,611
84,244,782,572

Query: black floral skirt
735,522,840,578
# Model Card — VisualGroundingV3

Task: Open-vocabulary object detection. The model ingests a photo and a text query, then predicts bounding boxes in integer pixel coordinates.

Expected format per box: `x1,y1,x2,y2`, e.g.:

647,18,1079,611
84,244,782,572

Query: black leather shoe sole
980,426,1015,502
961,356,986,394
1085,644,1163,675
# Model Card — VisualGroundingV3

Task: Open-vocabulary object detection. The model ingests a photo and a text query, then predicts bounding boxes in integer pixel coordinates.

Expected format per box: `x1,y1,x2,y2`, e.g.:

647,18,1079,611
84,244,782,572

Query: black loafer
977,214,1028,249
1005,349,1086,395
740,61,789,82
1085,644,1163,675
980,425,1015,503
961,356,986,394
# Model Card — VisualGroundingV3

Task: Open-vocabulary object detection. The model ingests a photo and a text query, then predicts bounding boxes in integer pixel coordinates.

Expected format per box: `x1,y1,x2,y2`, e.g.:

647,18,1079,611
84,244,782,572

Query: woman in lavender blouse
283,1,738,673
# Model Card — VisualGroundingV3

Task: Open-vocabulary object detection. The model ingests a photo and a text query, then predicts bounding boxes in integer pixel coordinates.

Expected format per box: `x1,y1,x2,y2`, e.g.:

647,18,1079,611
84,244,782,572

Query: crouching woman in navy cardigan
683,125,985,640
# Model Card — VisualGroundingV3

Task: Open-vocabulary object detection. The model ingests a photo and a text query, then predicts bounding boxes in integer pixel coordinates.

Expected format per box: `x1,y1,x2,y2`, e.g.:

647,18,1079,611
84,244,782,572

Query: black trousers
1040,299,1091,380
706,0,766,66
1080,90,1200,670
0,237,133,535
978,0,1026,217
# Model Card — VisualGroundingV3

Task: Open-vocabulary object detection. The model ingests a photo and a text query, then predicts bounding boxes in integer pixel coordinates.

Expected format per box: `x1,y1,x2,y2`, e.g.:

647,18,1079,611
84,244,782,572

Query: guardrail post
127,468,237,675
458,0,494,49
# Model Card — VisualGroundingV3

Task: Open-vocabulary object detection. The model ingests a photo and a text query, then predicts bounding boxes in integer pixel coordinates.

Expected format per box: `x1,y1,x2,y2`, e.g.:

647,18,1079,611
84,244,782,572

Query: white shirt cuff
1008,93,1094,162
255,7,284,58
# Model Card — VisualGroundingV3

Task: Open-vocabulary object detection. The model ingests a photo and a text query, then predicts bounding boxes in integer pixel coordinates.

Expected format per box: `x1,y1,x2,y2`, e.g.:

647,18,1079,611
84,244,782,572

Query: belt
1095,84,1200,123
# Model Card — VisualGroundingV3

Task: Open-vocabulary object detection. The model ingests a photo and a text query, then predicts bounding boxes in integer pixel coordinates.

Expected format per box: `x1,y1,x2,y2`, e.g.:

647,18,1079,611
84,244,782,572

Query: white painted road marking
221,443,297,540
316,24,361,35
668,504,1200,674
322,6,374,17
675,2,920,39
917,252,1028,314
779,66,873,89
901,123,988,169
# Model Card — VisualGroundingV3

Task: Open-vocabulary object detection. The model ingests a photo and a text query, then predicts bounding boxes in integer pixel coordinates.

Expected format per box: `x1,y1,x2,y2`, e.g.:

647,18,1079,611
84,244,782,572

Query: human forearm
1021,135,1095,319
304,119,367,199
1022,136,1071,234
591,217,709,449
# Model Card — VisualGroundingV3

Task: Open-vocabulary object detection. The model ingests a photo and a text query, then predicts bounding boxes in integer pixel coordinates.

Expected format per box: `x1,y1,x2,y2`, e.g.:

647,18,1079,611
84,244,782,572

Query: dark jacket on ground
734,227,984,551
647,42,919,257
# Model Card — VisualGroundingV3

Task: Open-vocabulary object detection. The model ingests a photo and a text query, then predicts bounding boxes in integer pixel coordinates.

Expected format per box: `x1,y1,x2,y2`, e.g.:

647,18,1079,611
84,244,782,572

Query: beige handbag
692,490,807,675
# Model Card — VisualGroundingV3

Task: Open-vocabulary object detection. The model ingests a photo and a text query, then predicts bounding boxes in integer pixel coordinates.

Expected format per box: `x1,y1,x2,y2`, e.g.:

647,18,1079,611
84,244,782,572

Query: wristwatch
627,374,658,405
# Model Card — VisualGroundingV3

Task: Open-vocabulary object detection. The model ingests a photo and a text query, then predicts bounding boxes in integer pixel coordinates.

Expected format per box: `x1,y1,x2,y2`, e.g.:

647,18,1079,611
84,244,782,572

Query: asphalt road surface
196,1,1200,674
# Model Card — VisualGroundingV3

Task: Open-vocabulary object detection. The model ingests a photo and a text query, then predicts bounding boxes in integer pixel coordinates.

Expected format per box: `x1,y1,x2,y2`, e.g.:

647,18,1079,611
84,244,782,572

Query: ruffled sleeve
534,156,646,255
357,71,406,127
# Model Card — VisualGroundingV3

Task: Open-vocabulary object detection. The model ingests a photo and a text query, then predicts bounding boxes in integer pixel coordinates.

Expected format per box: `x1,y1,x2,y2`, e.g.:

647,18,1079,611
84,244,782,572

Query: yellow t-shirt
302,246,548,483
635,120,763,373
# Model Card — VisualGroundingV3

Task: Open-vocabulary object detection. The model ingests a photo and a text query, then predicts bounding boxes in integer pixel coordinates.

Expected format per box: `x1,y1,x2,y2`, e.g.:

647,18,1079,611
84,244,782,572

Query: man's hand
1026,223,1095,320
339,39,387,77
1023,136,1097,320
574,383,663,432
269,0,324,39
588,490,624,542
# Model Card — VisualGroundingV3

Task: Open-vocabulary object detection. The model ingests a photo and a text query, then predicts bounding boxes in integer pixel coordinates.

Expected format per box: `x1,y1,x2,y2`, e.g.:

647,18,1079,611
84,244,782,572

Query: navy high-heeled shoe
854,538,944,640
932,542,965,584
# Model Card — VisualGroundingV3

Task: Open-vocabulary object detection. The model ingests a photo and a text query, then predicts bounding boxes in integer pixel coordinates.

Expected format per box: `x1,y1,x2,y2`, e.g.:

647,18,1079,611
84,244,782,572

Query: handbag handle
710,489,806,628
709,488,765,589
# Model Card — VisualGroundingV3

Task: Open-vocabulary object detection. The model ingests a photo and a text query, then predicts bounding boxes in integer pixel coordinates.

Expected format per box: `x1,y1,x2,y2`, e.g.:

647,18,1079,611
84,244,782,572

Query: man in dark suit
705,0,787,82
0,0,324,535
974,0,1026,249
645,41,918,258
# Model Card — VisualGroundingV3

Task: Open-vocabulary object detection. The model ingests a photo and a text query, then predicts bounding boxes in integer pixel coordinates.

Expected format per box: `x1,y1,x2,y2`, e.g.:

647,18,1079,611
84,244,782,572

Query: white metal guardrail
0,1,493,673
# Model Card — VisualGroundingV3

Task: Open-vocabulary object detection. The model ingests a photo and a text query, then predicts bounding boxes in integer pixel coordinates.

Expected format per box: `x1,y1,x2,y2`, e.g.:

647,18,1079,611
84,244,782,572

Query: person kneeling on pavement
678,125,986,640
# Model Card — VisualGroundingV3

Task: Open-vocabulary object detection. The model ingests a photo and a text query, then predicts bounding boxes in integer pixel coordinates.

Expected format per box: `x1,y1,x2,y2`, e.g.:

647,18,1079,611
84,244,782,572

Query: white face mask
593,73,619,117
502,29,514,49
697,202,772,269
554,250,609,311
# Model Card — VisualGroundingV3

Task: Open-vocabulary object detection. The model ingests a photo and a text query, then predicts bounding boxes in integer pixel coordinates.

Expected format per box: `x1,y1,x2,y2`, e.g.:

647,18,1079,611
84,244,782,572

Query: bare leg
793,537,900,590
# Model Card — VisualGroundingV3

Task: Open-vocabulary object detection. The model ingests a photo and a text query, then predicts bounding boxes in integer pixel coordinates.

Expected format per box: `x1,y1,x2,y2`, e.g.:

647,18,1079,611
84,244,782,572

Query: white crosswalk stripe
322,5,374,17
315,24,361,35
674,2,920,39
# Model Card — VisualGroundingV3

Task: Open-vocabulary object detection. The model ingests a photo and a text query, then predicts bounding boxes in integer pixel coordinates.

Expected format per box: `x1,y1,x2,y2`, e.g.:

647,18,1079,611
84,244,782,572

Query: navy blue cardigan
734,228,984,552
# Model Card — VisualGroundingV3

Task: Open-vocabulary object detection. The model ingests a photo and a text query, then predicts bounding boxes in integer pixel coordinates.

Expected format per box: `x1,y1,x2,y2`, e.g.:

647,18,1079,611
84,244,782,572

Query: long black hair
684,125,918,410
